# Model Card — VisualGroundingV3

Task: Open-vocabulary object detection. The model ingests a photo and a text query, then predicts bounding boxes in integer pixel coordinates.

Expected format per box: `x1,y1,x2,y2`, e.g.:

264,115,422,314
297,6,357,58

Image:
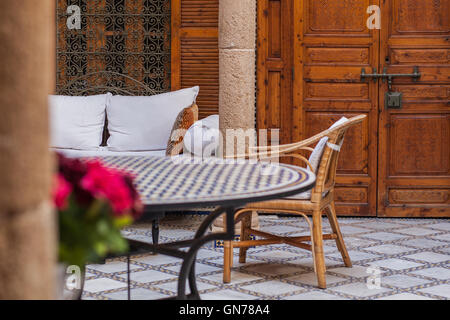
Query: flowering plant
52,154,143,269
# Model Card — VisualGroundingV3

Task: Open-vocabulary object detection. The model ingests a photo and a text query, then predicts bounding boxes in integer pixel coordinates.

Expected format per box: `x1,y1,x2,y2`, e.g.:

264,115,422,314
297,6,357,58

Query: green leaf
113,215,133,228
94,241,108,256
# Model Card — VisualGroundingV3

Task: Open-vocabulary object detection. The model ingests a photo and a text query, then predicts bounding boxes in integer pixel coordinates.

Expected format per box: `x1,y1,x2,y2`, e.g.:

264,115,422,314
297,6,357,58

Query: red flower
80,160,135,215
57,153,93,206
52,174,72,210
55,153,143,219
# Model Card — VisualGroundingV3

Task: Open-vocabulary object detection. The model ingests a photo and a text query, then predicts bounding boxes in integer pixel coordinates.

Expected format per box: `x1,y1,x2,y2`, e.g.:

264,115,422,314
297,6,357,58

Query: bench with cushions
49,86,200,158
49,72,203,245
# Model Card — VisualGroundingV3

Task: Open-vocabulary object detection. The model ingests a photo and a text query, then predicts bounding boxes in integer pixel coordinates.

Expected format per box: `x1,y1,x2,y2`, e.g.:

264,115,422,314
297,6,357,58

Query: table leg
127,253,131,300
177,207,235,300
188,263,200,300
125,207,236,300
152,219,160,246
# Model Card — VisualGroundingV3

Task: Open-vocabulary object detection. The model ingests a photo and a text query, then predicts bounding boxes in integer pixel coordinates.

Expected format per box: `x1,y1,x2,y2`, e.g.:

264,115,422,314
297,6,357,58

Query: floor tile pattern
83,215,450,300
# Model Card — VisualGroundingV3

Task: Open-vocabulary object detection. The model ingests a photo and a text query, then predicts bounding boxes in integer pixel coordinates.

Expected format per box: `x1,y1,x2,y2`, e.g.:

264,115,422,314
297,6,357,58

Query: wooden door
257,0,294,147
377,0,450,217
289,0,380,216
258,0,450,217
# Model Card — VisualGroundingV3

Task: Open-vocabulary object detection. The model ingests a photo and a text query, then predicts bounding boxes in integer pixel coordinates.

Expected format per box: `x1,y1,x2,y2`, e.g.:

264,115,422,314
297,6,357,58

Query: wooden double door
257,0,450,217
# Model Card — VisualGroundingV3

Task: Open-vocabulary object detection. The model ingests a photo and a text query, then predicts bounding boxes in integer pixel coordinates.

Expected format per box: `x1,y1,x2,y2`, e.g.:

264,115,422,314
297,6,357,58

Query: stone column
219,0,256,145
214,0,259,233
0,1,56,299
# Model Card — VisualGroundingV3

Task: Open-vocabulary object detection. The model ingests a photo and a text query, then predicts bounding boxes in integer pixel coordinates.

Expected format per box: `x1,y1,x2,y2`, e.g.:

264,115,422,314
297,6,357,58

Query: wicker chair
222,115,367,288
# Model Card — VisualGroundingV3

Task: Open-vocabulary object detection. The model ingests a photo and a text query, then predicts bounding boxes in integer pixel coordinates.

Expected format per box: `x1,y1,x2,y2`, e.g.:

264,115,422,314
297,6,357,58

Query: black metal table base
152,219,160,246
125,206,236,300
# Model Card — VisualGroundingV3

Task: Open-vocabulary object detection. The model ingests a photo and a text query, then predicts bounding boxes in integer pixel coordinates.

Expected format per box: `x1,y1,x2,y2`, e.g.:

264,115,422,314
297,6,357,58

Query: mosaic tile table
100,156,316,300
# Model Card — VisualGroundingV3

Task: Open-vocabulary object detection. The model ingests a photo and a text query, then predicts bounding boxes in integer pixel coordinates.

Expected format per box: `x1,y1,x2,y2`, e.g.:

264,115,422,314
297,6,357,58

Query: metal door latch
361,66,421,87
361,66,421,109
385,91,402,109
361,66,421,80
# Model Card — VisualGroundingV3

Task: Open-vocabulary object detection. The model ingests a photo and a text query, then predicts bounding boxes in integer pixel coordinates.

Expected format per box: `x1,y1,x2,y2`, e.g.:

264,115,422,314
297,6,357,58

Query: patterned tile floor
82,214,450,300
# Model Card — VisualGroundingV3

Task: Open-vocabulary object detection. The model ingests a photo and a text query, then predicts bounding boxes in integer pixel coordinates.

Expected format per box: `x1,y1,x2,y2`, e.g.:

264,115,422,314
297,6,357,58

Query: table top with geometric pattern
100,156,316,211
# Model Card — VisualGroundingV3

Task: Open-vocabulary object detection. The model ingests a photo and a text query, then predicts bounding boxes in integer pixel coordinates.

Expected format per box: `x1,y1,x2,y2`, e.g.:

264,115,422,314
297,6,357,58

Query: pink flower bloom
53,174,72,210
80,161,134,215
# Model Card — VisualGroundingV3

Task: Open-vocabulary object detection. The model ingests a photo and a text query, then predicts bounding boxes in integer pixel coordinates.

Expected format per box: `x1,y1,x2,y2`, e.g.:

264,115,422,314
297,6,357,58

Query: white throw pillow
308,117,349,173
49,94,109,150
107,86,199,151
183,114,220,157
288,117,349,201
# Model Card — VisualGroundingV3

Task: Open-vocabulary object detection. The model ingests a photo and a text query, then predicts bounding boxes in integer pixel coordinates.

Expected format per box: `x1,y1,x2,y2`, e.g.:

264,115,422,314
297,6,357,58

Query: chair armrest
280,154,314,172
226,115,367,160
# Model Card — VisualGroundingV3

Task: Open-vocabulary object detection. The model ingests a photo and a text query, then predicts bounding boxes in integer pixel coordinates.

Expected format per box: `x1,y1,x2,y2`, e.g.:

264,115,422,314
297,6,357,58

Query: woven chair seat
285,190,329,200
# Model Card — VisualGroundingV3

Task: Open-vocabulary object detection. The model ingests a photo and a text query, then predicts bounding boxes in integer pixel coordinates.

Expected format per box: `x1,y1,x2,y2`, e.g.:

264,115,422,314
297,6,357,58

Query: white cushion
49,94,109,150
183,114,220,157
308,138,328,173
308,117,349,173
285,190,329,201
287,117,349,201
52,147,167,159
286,190,312,200
106,86,199,151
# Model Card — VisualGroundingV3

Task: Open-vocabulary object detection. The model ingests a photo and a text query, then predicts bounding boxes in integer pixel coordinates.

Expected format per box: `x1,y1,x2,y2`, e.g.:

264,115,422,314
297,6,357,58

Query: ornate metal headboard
57,71,158,96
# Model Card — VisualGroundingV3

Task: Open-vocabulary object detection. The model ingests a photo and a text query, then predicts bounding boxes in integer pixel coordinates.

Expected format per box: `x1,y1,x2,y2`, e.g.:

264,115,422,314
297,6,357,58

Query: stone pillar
219,0,256,146
214,0,259,233
0,1,56,299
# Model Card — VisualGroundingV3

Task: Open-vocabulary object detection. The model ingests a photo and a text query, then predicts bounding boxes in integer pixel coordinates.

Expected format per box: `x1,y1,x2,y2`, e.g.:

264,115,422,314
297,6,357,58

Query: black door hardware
361,66,421,109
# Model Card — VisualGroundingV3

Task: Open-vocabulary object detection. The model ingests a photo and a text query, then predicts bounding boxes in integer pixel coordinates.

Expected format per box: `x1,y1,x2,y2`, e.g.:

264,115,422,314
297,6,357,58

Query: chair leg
239,213,252,263
312,209,327,289
326,202,352,268
223,240,233,283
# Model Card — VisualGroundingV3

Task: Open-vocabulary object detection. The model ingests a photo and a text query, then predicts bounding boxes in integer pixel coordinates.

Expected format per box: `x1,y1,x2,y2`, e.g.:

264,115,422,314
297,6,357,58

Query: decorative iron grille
56,0,171,95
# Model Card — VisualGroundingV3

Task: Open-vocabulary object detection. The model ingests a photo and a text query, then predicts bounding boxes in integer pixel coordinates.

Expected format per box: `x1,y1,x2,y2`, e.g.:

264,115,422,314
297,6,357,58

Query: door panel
378,0,450,217
307,0,370,34
292,0,380,216
257,0,293,146
393,0,449,33
389,115,449,176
